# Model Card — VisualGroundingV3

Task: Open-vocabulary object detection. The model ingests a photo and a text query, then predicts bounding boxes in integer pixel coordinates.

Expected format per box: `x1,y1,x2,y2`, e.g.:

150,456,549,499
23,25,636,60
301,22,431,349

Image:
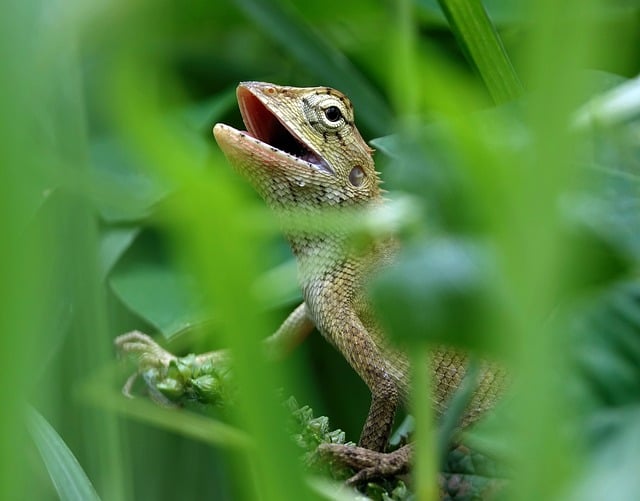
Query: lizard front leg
357,359,402,451
311,304,414,485
310,291,409,452
116,302,314,401
264,302,315,359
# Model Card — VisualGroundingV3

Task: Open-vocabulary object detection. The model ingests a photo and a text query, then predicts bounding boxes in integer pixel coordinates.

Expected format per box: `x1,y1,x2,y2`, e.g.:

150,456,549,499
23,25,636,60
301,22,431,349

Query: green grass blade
411,351,438,501
436,0,523,103
27,408,101,501
437,360,480,466
81,381,251,450
111,59,319,501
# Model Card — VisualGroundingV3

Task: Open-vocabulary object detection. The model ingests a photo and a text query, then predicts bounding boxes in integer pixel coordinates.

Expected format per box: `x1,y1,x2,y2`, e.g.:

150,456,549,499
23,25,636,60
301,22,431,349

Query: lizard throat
237,87,334,174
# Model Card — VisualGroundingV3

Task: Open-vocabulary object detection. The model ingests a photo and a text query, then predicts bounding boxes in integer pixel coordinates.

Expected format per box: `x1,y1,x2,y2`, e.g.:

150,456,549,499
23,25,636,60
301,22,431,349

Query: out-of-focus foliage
1,0,639,500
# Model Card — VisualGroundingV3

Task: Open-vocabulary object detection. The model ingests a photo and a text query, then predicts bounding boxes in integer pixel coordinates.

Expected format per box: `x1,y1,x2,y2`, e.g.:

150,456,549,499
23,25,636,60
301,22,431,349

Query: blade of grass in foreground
389,4,438,500
436,0,523,104
110,59,320,501
79,376,251,450
507,1,604,499
28,408,101,501
1,1,57,499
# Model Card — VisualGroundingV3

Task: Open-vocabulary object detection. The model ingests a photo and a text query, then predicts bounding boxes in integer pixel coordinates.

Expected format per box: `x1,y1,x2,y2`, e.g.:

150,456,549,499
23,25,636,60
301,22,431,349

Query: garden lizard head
213,82,381,212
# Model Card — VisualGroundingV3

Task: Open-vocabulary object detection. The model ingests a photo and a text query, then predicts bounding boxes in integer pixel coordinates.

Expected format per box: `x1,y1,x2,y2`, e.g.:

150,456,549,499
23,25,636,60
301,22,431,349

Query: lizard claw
115,331,177,368
114,331,177,398
317,443,412,486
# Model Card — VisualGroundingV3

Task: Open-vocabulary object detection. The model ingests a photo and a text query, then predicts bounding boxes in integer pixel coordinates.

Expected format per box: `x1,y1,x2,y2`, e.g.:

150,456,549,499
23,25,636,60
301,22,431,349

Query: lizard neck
288,231,354,285
286,223,397,303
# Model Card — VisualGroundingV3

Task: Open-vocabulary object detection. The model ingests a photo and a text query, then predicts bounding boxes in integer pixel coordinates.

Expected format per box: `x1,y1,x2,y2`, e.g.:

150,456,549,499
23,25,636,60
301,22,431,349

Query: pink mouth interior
237,87,332,173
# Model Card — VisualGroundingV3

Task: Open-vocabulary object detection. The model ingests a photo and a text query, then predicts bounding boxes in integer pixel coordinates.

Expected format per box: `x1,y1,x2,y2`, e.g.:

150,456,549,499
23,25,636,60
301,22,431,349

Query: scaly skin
117,82,506,485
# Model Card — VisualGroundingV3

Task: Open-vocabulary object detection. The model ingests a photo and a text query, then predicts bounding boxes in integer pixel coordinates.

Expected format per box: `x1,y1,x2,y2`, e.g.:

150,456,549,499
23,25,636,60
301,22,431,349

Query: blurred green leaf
27,408,101,501
178,87,238,134
252,258,301,309
372,125,469,230
109,233,208,338
575,282,640,413
90,137,168,223
572,410,640,501
371,238,503,351
574,73,640,127
110,260,206,338
98,226,140,280
373,96,530,233
232,0,393,136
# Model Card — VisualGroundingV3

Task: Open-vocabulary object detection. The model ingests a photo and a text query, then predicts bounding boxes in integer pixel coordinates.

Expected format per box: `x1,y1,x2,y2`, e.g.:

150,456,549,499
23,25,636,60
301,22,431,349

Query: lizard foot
115,331,177,368
114,331,177,398
320,442,507,499
318,443,412,486
115,331,233,406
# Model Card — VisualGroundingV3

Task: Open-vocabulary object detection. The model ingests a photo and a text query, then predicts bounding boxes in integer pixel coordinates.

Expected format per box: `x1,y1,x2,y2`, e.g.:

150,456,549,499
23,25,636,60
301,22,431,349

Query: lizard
116,81,506,487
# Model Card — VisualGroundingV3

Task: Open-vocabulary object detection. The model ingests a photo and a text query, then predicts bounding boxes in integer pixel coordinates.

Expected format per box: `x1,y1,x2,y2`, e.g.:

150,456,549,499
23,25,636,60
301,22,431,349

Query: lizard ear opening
349,166,365,187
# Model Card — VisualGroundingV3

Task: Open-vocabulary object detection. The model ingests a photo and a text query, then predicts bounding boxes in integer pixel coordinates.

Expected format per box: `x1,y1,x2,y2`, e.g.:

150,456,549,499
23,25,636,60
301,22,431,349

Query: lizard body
214,82,411,451
212,83,504,453
117,82,505,485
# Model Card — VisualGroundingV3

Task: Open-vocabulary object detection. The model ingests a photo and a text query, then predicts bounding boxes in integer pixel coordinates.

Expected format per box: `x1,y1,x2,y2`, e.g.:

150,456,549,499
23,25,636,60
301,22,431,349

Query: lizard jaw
234,85,334,175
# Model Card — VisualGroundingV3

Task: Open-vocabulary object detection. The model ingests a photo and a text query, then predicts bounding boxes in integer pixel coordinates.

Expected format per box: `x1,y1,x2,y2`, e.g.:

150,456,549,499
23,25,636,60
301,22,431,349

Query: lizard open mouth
237,86,333,174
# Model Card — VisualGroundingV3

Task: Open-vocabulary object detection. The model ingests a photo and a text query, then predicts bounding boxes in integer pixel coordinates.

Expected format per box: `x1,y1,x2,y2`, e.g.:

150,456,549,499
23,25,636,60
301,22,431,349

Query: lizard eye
349,166,365,187
303,94,350,134
324,106,343,122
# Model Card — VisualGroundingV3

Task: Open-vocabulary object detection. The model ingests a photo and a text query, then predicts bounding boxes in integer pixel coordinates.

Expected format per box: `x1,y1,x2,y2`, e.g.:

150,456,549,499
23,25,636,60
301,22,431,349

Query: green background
2,0,640,500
